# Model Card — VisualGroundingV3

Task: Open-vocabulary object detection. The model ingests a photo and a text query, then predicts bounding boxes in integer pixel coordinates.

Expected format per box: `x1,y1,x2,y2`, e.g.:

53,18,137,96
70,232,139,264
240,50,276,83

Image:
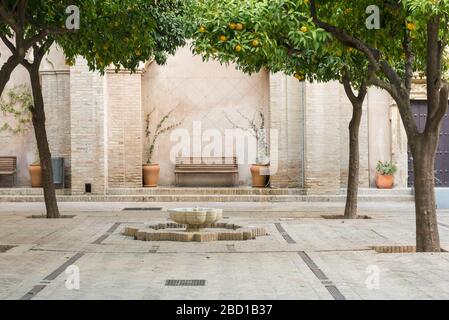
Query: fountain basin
168,207,223,232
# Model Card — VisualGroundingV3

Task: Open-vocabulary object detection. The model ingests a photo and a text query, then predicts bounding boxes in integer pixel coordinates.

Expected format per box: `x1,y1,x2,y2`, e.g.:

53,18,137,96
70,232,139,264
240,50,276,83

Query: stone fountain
122,207,268,242
168,207,223,232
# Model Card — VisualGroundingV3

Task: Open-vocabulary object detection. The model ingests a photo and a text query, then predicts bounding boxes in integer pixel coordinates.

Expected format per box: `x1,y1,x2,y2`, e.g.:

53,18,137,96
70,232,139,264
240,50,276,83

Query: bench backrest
176,157,237,166
0,157,17,171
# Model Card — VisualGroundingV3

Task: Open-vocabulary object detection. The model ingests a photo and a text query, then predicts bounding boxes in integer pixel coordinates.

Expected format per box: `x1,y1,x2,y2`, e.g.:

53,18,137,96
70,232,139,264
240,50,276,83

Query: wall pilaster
70,58,107,195
268,73,304,188
303,81,341,194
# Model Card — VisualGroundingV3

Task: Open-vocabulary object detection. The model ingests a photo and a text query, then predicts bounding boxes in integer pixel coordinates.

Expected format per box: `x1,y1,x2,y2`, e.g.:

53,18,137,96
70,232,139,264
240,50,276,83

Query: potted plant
0,86,41,186
143,108,182,187
29,147,43,187
376,161,397,189
226,110,269,188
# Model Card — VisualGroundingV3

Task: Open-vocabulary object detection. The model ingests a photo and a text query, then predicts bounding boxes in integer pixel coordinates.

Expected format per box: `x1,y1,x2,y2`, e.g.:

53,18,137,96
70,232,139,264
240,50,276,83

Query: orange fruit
406,22,416,31
235,45,242,52
236,23,243,31
199,26,206,33
219,35,227,42
300,26,308,33
229,23,236,30
252,39,260,47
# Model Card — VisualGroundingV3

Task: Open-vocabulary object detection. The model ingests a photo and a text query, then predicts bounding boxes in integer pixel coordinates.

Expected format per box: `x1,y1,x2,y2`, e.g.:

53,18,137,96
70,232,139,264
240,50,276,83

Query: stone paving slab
0,201,448,300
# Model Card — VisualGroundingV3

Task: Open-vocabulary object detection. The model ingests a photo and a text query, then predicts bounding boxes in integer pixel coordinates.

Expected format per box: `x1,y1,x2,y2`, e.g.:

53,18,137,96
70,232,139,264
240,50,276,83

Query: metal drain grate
297,251,346,300
326,285,346,301
165,280,206,286
274,223,296,244
0,245,15,253
123,207,163,211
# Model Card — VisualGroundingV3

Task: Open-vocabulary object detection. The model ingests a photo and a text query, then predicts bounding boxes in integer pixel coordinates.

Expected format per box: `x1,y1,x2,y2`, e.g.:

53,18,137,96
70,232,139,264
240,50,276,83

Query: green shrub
376,161,397,176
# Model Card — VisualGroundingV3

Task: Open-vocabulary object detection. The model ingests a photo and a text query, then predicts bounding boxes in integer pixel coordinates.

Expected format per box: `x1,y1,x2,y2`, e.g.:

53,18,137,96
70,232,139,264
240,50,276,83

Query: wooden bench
0,156,17,187
175,157,238,187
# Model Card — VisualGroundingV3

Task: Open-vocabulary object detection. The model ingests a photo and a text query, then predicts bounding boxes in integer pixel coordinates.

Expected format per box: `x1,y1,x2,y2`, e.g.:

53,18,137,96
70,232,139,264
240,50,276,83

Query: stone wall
0,41,410,193
367,88,393,187
0,43,34,187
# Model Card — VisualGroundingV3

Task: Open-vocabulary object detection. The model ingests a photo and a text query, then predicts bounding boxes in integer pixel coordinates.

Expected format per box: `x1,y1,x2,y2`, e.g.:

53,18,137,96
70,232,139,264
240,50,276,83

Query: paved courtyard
0,201,448,300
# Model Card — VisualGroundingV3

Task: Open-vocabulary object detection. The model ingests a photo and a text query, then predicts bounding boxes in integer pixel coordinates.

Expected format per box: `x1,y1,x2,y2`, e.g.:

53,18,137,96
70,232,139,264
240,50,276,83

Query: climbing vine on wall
0,85,33,135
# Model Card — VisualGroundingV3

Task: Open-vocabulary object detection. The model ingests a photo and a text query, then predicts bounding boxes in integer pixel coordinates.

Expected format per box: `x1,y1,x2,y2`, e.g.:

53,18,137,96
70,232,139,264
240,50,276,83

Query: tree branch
428,82,449,132
0,35,16,54
404,24,415,92
309,0,381,67
342,73,358,105
0,3,19,32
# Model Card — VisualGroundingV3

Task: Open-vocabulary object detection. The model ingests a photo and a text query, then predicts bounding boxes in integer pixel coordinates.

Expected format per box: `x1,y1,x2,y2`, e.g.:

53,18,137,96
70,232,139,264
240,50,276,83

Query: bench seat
0,157,17,187
175,157,238,187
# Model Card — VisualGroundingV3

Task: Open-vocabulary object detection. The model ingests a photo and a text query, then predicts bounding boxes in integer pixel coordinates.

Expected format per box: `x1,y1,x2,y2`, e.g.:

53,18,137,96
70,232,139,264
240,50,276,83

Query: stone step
0,188,70,196
341,188,413,195
106,187,304,196
0,194,414,203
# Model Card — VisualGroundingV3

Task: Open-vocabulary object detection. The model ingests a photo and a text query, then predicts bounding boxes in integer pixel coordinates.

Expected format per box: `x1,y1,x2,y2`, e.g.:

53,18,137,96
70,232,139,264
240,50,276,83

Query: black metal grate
274,223,296,244
326,285,346,301
165,280,206,286
122,207,163,211
298,251,346,300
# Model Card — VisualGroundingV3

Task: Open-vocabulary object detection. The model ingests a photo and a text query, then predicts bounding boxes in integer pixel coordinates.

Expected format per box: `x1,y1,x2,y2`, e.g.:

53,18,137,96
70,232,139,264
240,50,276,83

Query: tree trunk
344,104,363,219
29,65,60,219
411,133,440,252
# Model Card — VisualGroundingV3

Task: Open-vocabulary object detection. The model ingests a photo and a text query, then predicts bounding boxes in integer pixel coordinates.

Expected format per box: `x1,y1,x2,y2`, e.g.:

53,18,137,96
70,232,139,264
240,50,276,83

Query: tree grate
0,245,15,253
165,280,206,286
122,207,162,211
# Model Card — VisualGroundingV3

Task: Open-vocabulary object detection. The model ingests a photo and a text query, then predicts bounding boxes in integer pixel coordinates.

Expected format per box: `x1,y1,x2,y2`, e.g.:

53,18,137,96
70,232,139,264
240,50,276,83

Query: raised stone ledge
123,225,268,242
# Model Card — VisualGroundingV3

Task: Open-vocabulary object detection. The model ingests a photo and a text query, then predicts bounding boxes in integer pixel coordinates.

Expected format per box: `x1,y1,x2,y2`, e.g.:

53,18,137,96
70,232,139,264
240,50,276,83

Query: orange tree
0,0,186,218
188,0,401,219
307,0,449,252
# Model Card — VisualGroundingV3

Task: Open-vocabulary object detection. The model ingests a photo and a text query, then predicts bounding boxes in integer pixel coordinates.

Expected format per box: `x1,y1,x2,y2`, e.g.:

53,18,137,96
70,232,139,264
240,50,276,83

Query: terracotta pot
143,164,160,187
250,164,270,188
29,164,43,188
376,174,394,189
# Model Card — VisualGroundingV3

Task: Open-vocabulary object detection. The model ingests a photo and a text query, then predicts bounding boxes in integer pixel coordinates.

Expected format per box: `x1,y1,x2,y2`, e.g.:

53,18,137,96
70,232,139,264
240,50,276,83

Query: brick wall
268,73,304,188
304,81,341,194
69,58,107,195
107,71,142,188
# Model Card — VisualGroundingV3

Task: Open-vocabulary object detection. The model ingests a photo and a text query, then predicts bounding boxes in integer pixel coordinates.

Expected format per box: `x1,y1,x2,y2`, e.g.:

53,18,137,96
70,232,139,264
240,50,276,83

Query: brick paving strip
275,223,346,300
